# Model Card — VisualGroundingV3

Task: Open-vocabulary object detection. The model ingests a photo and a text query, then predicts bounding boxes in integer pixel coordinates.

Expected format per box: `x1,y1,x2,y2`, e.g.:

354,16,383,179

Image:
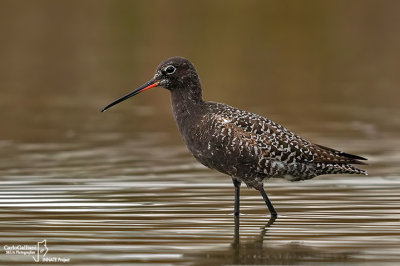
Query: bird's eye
165,65,176,74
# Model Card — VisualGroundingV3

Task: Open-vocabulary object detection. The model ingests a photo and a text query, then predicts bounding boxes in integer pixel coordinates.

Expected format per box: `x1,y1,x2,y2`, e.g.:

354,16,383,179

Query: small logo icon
32,240,48,262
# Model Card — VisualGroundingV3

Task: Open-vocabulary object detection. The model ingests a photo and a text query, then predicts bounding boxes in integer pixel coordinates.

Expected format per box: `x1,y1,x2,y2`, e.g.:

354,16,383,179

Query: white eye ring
165,65,176,75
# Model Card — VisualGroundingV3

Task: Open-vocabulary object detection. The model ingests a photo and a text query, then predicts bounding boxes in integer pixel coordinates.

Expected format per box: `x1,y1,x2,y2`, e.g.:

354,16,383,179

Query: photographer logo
3,240,70,263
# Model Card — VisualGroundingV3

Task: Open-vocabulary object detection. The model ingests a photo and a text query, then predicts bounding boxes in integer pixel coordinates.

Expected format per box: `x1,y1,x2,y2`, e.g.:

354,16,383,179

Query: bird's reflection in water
232,215,276,259
188,216,359,265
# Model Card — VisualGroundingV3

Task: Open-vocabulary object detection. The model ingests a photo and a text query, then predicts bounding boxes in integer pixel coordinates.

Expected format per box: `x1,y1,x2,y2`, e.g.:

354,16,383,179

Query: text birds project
102,56,367,217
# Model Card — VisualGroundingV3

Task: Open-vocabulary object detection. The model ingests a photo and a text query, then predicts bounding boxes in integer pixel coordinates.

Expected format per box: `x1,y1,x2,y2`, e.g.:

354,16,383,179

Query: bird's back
178,101,367,189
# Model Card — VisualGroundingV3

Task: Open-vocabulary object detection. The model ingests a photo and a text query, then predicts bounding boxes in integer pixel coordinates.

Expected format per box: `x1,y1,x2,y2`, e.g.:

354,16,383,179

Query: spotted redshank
102,56,367,217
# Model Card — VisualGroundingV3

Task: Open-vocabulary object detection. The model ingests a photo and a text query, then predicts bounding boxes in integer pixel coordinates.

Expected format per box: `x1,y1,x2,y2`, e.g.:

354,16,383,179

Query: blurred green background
0,0,399,145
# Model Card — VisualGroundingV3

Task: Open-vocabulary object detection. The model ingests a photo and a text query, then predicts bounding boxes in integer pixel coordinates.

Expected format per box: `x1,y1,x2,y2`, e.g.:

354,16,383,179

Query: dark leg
259,187,278,217
231,178,241,216
233,214,240,246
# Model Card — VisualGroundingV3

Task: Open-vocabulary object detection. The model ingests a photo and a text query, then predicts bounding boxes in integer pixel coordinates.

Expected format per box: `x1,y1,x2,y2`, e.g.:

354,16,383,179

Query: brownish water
0,1,400,265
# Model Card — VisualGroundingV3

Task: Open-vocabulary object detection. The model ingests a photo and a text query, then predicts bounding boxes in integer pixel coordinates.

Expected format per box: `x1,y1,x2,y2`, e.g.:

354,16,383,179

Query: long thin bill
101,80,159,112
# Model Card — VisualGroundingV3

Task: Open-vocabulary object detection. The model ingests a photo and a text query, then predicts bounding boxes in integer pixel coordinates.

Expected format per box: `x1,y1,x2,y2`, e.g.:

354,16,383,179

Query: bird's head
101,56,200,112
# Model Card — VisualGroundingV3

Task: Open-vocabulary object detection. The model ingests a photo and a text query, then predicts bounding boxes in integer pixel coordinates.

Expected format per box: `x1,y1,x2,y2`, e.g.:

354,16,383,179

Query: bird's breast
176,114,251,177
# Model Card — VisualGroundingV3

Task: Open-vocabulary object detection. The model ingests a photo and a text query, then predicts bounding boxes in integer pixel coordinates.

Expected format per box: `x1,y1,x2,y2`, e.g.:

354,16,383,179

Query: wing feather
214,105,367,166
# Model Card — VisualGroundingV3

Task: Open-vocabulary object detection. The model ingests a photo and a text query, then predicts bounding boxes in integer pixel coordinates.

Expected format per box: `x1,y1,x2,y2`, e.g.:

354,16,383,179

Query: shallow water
1,1,400,265
1,128,399,265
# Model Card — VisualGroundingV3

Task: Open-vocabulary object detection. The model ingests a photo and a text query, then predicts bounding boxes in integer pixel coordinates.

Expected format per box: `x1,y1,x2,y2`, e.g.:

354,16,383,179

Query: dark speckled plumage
102,56,367,217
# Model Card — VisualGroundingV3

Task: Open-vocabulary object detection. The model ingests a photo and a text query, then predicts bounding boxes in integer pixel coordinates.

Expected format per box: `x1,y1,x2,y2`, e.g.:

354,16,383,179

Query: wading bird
102,57,367,217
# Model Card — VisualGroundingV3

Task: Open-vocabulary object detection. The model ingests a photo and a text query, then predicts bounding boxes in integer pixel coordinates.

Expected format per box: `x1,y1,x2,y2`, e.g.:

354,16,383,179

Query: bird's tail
314,144,368,165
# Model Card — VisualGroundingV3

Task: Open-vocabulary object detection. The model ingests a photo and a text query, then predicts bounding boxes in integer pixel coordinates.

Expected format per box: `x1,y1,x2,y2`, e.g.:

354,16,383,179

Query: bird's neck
170,83,204,131
171,82,203,111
